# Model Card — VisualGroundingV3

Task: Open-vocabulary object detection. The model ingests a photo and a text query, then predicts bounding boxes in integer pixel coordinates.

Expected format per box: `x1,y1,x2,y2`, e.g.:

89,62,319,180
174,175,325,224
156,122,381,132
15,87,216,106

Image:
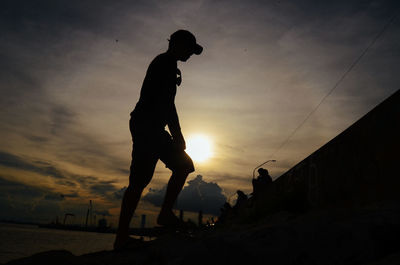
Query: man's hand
173,134,186,151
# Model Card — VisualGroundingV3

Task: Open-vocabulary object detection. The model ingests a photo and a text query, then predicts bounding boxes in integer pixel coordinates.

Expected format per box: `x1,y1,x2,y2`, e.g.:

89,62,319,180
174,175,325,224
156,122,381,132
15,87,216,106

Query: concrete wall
256,89,400,215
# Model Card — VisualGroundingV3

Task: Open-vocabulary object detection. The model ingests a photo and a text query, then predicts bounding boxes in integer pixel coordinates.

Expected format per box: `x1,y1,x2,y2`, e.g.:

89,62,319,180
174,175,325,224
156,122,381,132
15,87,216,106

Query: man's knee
171,169,190,181
166,150,195,175
170,159,195,176
129,170,153,189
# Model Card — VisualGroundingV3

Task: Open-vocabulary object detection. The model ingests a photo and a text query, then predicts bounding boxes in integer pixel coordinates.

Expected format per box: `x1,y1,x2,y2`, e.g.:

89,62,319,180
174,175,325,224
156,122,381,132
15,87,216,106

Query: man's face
178,49,194,62
175,42,194,62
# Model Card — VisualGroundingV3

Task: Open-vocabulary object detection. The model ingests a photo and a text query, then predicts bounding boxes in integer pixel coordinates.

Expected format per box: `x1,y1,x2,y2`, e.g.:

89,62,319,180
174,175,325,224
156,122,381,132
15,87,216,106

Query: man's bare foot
113,236,142,251
157,210,180,226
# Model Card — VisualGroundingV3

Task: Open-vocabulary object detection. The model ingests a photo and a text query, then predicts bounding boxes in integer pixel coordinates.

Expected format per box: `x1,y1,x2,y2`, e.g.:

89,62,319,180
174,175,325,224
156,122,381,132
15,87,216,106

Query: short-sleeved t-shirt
131,53,178,131
128,53,195,177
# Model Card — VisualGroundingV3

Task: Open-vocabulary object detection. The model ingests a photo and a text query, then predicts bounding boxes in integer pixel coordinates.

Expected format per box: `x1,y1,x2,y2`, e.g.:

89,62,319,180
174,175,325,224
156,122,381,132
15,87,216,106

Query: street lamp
252,159,276,179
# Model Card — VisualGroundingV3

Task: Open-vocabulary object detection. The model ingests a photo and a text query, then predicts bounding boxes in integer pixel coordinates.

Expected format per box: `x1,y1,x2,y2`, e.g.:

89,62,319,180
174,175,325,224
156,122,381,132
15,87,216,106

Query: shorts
128,117,195,186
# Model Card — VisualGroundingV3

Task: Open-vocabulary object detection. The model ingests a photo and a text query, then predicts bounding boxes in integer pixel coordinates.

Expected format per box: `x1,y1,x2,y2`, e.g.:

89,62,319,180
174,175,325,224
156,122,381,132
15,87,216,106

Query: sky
1,0,399,227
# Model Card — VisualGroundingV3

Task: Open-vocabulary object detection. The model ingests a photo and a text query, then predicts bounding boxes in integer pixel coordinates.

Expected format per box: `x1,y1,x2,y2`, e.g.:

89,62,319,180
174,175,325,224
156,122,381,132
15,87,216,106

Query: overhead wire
266,9,400,161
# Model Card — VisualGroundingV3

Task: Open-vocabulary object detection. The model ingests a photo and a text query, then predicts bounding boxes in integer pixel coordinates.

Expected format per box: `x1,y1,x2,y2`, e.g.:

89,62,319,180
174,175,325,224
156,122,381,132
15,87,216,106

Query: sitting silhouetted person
218,202,233,224
233,190,248,211
252,168,273,199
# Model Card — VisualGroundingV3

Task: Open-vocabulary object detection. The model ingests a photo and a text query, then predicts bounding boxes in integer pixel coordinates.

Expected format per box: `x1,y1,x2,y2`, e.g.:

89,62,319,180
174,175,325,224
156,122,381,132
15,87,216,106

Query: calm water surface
0,222,115,263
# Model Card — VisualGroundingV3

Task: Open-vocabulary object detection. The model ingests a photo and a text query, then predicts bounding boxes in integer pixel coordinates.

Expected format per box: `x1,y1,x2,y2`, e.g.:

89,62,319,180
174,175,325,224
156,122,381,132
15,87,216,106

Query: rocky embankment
5,203,400,265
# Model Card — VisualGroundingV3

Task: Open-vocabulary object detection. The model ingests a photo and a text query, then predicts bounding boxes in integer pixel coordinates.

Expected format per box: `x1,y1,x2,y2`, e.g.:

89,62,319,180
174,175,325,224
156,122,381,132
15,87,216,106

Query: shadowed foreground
6,202,400,265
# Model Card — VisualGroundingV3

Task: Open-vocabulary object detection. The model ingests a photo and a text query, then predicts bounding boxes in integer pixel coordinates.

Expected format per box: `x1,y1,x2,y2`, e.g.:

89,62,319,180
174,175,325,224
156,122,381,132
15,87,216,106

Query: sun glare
186,134,213,163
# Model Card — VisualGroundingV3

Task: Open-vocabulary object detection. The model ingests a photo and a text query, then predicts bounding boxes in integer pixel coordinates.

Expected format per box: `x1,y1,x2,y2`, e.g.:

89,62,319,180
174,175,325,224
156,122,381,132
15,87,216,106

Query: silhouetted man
233,190,248,214
256,168,272,184
252,168,273,199
114,30,203,249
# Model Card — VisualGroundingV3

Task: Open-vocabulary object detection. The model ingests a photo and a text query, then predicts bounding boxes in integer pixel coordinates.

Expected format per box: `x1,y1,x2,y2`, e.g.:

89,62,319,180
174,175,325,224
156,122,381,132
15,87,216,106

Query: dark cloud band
143,175,226,215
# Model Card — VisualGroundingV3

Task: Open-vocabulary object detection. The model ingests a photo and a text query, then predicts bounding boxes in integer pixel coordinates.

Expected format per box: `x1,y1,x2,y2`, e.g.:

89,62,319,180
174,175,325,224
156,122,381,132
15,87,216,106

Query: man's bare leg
157,171,189,225
114,185,144,249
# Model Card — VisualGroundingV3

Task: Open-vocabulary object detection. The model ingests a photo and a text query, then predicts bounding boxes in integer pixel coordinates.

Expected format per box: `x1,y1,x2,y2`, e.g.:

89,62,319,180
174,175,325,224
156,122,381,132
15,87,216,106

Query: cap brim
193,44,203,55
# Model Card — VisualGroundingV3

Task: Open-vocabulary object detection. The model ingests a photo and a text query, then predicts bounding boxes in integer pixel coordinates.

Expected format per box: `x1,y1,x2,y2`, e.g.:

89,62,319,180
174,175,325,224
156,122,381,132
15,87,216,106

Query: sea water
0,222,115,263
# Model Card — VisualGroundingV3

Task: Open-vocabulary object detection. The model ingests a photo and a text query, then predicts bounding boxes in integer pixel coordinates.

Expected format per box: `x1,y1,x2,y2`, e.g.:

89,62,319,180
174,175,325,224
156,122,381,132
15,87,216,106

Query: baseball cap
170,30,203,55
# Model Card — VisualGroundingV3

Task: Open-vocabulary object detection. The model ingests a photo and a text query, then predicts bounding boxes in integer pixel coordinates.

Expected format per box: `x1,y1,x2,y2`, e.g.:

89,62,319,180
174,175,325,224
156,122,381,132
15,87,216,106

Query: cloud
0,176,65,222
113,186,127,200
24,135,49,143
142,186,167,208
0,176,46,200
143,175,226,215
0,0,134,179
0,151,67,179
0,151,127,205
55,179,77,187
94,209,112,217
0,177,64,202
0,175,117,222
44,193,65,201
89,181,118,195
80,178,126,202
0,151,125,200
89,181,122,202
61,192,80,198
49,106,76,136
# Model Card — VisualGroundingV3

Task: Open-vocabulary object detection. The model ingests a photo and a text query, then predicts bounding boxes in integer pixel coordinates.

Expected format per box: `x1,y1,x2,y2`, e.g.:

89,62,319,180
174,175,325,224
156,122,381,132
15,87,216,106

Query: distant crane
63,213,75,225
85,200,93,227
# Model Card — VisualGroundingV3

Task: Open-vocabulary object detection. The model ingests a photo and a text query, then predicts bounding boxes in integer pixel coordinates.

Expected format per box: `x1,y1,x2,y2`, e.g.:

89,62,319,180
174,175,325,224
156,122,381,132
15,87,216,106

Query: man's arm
168,103,186,150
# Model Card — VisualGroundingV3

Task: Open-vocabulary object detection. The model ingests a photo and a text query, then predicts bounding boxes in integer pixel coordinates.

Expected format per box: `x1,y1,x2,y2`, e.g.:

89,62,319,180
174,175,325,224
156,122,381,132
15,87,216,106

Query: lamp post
252,160,276,179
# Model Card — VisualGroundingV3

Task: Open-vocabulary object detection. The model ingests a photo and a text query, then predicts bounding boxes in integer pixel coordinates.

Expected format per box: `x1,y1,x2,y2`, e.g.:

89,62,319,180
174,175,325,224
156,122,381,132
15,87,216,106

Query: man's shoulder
150,53,175,67
147,53,176,78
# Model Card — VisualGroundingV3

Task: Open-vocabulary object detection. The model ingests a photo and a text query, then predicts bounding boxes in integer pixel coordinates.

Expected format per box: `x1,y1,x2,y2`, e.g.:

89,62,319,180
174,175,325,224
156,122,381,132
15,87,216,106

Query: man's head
258,168,269,176
168,30,203,61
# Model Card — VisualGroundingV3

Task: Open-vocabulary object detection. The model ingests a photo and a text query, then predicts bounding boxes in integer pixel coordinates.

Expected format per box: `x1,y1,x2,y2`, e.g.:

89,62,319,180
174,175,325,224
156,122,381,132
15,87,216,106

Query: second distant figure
114,30,203,250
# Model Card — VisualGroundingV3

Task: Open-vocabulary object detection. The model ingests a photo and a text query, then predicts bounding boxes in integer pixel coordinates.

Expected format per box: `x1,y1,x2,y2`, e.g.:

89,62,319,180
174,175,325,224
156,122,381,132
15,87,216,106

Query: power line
268,9,399,160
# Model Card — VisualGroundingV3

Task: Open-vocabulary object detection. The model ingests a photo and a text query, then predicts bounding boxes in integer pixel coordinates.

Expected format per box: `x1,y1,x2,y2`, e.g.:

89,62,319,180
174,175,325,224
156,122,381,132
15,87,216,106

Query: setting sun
186,134,213,163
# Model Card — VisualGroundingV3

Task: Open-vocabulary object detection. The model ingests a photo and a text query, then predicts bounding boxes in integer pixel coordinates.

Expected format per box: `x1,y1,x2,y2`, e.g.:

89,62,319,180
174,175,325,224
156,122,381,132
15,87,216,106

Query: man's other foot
157,210,180,227
113,236,143,251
